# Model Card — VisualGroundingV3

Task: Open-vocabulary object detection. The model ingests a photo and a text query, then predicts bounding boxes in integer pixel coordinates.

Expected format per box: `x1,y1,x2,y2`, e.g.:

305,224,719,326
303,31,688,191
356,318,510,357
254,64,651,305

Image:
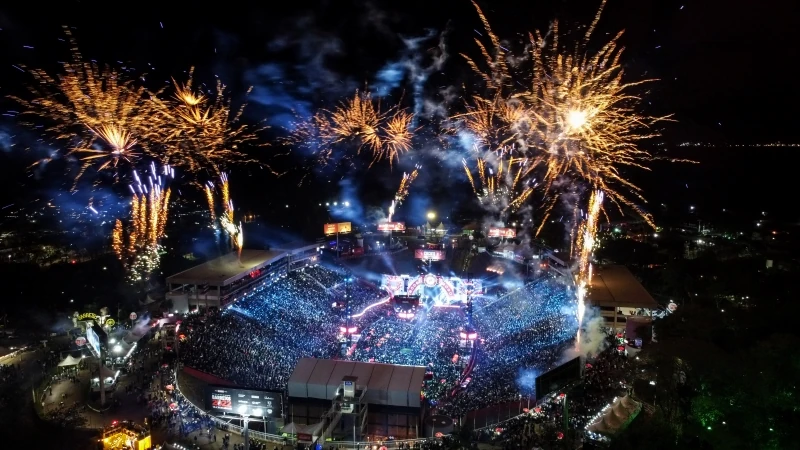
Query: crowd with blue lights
180,269,343,391
352,307,466,402
179,266,582,413
470,345,634,448
446,280,578,414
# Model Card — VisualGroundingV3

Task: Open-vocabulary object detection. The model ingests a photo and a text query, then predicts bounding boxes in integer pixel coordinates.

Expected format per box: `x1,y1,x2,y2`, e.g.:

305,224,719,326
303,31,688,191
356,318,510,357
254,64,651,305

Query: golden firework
387,165,420,222
78,125,140,171
395,166,420,204
11,26,165,181
206,173,244,261
204,181,217,224
220,173,234,224
574,190,603,346
462,156,535,212
460,1,676,233
113,164,173,283
289,90,415,168
154,68,272,176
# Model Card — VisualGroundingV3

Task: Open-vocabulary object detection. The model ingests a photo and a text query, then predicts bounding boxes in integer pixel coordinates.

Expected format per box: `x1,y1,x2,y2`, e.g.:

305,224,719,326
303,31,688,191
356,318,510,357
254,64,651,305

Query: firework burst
461,154,536,213
11,26,165,182
113,163,174,283
288,90,415,172
527,4,671,234
459,0,674,232
154,68,272,177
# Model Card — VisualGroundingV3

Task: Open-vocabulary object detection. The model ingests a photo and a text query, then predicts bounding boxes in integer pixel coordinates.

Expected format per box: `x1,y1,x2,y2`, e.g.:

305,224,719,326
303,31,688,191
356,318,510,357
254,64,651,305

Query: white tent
58,355,82,367
586,395,642,436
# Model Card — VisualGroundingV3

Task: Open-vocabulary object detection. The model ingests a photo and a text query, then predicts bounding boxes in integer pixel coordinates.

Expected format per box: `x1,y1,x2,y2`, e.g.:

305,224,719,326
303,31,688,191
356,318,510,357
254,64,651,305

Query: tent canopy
58,355,82,367
586,395,642,435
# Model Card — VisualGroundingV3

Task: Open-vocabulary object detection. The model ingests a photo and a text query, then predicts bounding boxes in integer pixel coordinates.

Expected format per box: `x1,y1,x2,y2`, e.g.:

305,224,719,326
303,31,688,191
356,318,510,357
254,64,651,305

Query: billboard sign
414,249,445,261
378,222,406,232
206,386,283,418
77,312,99,321
324,222,352,235
86,326,102,356
488,227,516,238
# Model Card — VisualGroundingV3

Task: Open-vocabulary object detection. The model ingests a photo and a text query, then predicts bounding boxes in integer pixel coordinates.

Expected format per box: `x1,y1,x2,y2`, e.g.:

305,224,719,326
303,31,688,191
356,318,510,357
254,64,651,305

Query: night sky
0,0,798,228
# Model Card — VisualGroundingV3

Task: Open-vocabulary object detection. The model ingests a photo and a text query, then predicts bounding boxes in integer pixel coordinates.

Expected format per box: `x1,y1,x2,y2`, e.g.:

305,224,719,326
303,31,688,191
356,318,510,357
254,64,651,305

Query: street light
426,211,436,220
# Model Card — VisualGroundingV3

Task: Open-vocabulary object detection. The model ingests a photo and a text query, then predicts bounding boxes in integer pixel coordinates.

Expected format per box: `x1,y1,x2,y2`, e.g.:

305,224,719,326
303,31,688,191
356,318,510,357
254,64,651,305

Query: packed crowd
446,280,577,415
179,267,387,391
333,280,388,314
303,265,348,288
470,344,633,449
565,345,632,429
179,265,579,414
352,307,466,402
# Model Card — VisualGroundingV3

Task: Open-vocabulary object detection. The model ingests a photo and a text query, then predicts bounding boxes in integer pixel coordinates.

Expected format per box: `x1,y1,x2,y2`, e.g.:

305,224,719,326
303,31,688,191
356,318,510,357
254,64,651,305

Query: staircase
321,410,343,442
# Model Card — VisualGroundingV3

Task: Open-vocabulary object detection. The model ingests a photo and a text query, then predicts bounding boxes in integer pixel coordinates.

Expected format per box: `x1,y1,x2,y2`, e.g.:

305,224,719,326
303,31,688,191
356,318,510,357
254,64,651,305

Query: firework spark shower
205,173,244,262
112,163,174,283
7,1,674,301
456,0,671,232
12,31,272,185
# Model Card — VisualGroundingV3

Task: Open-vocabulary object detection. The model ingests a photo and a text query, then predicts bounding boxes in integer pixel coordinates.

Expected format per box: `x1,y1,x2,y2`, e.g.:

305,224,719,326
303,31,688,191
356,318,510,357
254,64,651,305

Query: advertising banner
337,222,352,234
377,222,406,232
414,249,445,261
206,386,283,418
488,227,516,238
86,326,102,356
324,222,352,235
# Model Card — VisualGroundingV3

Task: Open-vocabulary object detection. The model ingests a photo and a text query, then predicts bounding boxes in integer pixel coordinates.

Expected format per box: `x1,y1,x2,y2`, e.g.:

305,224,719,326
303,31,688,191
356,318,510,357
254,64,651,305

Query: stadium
167,225,595,441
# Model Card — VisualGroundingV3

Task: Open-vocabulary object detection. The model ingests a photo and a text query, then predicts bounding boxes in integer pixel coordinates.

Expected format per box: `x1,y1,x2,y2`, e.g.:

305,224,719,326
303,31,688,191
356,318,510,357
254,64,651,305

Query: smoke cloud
559,306,608,362
243,14,358,129
373,28,449,122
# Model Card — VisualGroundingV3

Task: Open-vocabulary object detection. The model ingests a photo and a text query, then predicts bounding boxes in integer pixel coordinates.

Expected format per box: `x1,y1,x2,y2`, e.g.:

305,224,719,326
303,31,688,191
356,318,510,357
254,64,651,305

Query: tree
639,297,800,449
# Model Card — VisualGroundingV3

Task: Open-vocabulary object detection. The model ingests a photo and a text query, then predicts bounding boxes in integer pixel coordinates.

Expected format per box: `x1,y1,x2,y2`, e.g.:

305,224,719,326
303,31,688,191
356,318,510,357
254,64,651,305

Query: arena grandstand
173,237,657,443
166,244,319,312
